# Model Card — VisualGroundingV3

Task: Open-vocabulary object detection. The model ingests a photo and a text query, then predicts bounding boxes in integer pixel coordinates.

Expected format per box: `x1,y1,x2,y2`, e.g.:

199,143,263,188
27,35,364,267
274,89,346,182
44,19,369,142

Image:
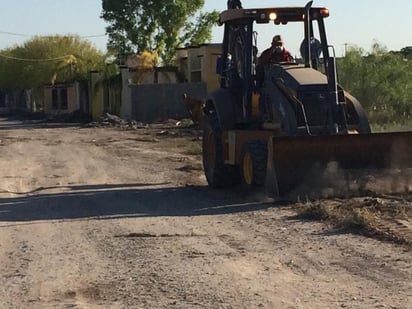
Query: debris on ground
86,113,202,138
86,113,148,130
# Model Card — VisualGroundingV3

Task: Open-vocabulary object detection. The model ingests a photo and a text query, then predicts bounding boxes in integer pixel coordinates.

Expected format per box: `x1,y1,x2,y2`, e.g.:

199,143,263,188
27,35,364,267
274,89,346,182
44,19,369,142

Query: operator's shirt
258,47,293,65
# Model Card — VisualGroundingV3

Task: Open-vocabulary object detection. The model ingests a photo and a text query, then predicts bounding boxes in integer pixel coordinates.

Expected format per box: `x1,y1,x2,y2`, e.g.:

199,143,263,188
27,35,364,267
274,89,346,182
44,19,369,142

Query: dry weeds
296,195,412,246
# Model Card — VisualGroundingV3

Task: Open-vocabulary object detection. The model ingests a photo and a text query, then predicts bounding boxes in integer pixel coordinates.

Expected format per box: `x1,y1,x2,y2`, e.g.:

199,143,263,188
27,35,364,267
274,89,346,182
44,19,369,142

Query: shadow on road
0,118,84,131
0,183,276,223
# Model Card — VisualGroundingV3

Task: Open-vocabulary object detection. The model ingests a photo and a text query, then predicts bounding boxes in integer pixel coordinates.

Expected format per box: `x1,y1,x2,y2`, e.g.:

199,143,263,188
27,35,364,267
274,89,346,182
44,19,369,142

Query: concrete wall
90,71,105,121
120,67,181,120
120,67,132,119
130,82,207,123
89,46,222,122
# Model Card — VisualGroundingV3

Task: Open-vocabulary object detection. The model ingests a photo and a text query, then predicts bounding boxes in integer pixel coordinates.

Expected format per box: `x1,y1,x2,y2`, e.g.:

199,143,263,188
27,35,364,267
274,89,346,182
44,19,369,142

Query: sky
0,0,412,57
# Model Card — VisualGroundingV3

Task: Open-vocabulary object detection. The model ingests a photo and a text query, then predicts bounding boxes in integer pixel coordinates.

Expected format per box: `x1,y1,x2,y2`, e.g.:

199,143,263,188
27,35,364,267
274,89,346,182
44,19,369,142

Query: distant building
43,81,88,115
176,43,222,92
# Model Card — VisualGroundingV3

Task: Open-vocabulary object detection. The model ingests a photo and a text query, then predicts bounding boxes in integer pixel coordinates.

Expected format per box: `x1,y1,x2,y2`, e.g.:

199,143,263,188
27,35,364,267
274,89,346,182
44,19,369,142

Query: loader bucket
266,132,412,197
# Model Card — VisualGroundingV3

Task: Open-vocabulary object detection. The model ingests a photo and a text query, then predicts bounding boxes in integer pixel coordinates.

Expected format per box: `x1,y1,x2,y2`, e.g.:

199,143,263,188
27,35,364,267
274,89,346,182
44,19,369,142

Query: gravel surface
0,117,411,309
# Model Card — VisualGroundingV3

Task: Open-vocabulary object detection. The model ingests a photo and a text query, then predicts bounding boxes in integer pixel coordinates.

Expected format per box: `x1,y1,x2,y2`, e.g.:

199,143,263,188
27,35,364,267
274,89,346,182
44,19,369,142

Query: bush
337,44,412,127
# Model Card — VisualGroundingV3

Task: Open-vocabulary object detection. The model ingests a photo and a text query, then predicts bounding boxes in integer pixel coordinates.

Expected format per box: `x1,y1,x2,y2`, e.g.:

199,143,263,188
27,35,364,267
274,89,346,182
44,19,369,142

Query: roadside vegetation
337,43,412,131
0,35,109,91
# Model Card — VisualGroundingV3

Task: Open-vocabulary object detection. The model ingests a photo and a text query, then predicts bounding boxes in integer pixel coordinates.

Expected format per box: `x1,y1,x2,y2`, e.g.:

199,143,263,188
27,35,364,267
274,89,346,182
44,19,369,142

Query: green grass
181,140,202,156
156,135,202,156
370,118,412,133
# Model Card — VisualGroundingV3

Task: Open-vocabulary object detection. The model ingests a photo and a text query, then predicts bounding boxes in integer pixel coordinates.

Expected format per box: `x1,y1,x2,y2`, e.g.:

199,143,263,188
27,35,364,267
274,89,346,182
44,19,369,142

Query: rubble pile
86,113,202,138
87,113,148,130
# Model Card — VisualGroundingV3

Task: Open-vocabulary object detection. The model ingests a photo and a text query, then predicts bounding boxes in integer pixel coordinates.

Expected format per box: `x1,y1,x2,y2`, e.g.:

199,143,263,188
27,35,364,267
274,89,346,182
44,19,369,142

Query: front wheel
240,141,268,188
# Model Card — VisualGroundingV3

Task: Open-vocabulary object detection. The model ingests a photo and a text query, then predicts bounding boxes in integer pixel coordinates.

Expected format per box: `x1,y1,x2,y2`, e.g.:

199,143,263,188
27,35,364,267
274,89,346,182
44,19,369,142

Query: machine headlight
269,12,277,21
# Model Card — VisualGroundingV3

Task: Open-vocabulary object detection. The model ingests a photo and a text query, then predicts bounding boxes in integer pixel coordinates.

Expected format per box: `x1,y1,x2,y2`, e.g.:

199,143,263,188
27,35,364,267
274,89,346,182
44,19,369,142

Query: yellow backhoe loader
200,1,412,197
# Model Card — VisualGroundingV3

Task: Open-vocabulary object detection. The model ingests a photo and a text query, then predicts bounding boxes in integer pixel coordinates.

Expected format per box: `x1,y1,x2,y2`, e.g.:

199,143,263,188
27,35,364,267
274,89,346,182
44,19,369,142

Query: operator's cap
272,35,283,44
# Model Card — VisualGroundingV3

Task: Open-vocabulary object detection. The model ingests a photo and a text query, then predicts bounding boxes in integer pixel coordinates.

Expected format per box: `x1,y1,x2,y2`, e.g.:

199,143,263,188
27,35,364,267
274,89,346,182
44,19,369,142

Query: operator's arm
284,49,294,62
257,49,272,66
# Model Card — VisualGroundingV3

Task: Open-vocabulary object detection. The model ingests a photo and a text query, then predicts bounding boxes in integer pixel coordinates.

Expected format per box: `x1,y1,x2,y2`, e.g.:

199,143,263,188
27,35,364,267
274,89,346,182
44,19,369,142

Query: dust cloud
290,161,412,200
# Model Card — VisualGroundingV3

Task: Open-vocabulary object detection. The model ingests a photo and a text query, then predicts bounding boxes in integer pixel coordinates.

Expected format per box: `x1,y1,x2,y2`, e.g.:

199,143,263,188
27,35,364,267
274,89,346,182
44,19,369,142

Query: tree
101,0,219,65
400,46,412,59
0,35,105,90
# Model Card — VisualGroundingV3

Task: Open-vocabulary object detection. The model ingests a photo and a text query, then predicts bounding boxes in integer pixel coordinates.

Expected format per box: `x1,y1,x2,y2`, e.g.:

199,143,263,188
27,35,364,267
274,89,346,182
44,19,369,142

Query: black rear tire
202,112,240,188
345,92,371,134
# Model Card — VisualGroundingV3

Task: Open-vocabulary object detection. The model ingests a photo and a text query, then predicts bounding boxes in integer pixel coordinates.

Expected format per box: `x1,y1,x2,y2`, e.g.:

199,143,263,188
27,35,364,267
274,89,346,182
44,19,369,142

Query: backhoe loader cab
215,2,350,131
202,1,412,196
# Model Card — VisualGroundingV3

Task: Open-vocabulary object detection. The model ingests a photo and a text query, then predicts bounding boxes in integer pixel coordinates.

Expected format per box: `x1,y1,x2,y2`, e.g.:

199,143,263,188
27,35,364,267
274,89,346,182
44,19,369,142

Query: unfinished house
176,43,222,93
43,82,88,115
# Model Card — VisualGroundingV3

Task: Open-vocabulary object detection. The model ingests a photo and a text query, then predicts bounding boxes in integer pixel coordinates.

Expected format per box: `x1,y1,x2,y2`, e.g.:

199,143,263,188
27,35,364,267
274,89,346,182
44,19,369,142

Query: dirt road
0,117,411,309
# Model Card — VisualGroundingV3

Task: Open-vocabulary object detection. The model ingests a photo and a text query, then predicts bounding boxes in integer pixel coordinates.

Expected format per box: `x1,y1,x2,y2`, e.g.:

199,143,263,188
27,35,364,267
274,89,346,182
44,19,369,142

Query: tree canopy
101,0,219,65
0,35,105,91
